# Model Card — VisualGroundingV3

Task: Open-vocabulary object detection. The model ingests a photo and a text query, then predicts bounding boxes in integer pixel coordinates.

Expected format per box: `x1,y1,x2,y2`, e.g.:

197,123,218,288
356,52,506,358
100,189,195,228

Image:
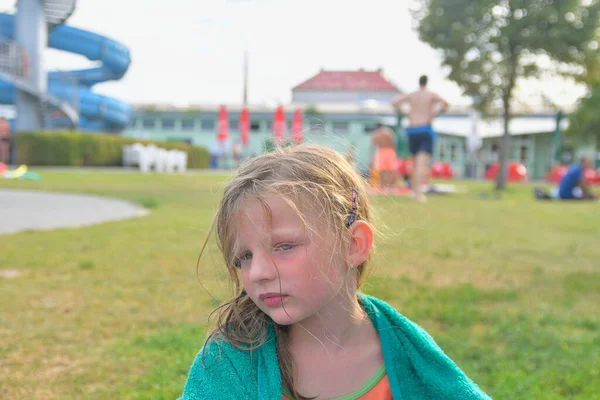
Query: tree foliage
567,30,600,141
567,84,600,140
413,0,600,188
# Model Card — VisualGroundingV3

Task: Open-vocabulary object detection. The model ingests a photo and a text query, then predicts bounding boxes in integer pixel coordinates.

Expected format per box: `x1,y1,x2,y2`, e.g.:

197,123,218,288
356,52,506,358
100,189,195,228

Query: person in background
209,141,220,169
370,123,398,193
558,155,597,200
392,75,448,202
534,156,597,200
0,117,10,164
232,140,242,168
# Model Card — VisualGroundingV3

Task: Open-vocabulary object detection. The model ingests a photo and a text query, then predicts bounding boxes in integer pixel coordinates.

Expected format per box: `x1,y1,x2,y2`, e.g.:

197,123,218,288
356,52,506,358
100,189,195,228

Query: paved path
0,189,149,235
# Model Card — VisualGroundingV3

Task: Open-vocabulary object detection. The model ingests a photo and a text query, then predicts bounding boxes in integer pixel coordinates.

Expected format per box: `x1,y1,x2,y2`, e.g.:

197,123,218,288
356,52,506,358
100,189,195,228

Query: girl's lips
259,293,288,307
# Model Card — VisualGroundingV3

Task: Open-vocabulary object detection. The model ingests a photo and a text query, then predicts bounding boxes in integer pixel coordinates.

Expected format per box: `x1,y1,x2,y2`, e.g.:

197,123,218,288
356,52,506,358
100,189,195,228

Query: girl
180,144,490,400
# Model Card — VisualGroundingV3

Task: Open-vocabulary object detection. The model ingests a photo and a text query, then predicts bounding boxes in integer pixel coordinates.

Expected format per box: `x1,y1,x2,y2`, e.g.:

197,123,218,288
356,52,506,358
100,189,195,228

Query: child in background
180,144,490,400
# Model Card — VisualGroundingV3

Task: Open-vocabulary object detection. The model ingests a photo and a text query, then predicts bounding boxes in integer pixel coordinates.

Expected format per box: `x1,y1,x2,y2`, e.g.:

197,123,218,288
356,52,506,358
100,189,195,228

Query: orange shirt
282,365,392,400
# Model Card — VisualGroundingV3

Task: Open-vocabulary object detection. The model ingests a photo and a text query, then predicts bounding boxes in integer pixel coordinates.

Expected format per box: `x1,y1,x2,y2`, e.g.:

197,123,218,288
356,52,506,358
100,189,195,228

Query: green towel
180,294,490,399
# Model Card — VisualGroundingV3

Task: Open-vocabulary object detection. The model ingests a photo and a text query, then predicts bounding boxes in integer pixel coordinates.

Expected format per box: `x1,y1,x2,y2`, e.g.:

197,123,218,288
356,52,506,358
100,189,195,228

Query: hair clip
346,188,358,227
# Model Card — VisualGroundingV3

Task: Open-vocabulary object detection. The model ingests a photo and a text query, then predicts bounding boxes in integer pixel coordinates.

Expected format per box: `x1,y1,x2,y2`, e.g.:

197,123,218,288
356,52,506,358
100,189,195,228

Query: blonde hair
201,144,374,398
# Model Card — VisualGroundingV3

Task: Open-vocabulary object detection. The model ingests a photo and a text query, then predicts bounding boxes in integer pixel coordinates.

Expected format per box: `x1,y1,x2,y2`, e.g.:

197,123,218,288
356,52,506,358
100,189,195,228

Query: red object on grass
546,165,600,185
239,106,250,146
217,105,229,143
545,165,568,183
291,108,303,144
273,105,286,146
396,158,413,177
431,162,454,179
485,162,528,181
584,168,600,185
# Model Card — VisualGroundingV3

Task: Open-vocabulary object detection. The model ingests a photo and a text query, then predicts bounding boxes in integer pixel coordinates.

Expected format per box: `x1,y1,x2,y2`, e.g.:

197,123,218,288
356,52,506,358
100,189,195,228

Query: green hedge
14,131,210,168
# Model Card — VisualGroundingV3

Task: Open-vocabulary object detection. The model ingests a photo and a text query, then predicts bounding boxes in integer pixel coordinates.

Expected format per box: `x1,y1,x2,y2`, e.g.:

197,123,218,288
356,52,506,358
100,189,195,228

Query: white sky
0,0,586,108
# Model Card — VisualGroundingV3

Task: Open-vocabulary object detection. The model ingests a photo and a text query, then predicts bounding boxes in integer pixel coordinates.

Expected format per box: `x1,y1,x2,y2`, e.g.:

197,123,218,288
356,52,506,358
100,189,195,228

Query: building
123,103,600,179
292,68,401,104
122,68,598,179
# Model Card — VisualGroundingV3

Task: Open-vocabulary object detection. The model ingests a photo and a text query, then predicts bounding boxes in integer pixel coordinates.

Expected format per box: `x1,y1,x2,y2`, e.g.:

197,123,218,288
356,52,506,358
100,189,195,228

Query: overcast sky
0,0,586,108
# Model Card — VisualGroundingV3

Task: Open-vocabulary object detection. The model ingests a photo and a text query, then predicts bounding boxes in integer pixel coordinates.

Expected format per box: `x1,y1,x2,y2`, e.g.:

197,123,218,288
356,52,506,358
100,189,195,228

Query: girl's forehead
235,196,303,229
230,195,326,239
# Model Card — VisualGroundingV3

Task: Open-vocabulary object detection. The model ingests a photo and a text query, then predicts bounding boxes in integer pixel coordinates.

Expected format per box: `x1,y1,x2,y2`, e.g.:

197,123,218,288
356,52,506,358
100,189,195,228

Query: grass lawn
1,170,599,399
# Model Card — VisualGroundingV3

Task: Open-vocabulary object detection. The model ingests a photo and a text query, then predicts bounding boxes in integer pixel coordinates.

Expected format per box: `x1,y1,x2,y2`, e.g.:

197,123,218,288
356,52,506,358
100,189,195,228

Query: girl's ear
348,220,373,267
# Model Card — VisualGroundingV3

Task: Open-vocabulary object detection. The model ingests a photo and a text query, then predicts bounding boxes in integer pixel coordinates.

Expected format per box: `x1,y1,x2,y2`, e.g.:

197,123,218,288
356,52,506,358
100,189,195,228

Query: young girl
180,144,490,400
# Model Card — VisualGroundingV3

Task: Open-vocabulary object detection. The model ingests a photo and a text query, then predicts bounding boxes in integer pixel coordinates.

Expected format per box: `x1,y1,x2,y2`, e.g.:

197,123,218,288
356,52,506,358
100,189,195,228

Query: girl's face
232,195,348,326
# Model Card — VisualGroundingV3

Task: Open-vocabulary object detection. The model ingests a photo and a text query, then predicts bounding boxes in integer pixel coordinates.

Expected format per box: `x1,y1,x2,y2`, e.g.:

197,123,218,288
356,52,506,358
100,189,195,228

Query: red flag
273,105,285,146
291,108,303,144
217,105,229,143
240,106,250,146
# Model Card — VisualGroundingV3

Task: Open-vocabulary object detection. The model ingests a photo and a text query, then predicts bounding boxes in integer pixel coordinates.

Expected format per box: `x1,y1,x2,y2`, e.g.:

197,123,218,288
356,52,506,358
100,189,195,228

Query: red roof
293,69,400,92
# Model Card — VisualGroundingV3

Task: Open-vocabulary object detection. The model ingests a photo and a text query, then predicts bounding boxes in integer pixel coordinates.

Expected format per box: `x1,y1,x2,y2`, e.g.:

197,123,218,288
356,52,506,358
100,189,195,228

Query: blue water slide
0,13,131,131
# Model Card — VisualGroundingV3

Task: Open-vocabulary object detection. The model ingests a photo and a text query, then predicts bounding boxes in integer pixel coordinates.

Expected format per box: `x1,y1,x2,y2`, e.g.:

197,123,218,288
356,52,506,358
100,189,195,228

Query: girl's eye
275,243,296,251
233,251,252,268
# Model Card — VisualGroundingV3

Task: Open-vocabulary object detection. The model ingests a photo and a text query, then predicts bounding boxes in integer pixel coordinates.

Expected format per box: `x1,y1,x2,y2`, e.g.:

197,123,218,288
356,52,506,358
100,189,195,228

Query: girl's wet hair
201,143,374,399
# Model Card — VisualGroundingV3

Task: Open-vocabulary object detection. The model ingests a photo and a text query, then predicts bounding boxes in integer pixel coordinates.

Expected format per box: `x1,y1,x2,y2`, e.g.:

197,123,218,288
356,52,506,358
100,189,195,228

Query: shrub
13,131,209,168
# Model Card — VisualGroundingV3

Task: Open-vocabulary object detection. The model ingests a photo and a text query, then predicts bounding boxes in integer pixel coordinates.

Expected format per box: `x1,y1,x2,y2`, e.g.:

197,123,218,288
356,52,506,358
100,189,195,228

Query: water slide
0,11,131,131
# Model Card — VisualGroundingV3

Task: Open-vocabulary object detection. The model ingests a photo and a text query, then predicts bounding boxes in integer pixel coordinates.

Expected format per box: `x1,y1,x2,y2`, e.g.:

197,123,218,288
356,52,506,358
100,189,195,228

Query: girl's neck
288,293,368,353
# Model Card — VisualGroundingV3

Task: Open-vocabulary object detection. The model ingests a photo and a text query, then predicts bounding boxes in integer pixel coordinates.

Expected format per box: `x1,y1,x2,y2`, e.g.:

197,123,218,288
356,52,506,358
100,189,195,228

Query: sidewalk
0,189,149,235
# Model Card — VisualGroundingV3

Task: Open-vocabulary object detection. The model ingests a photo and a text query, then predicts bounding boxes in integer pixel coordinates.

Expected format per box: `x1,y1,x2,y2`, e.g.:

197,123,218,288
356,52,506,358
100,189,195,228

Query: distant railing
0,39,79,129
46,70,80,129
44,0,77,28
0,39,28,79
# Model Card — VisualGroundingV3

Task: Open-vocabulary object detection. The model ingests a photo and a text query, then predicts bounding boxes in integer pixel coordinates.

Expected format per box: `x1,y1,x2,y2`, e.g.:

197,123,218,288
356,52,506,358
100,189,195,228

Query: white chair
154,148,169,173
122,143,188,173
170,150,188,173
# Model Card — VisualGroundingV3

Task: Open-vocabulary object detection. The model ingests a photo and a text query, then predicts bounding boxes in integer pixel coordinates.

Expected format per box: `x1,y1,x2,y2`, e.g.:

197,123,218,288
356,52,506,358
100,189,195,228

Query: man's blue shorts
406,125,435,155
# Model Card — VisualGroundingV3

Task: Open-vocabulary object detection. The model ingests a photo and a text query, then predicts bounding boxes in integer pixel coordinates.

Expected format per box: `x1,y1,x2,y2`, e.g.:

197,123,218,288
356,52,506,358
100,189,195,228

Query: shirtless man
370,123,398,192
392,75,448,202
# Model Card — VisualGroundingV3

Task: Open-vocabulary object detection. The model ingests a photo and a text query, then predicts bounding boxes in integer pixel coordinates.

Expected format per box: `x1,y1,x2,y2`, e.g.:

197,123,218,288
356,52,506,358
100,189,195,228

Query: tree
413,0,600,189
567,36,600,142
567,84,600,141
304,104,323,118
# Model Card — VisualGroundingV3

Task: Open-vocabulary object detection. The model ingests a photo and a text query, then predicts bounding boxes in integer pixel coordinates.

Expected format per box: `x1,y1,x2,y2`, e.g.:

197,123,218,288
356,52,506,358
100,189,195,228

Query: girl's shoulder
179,337,253,399
179,329,279,400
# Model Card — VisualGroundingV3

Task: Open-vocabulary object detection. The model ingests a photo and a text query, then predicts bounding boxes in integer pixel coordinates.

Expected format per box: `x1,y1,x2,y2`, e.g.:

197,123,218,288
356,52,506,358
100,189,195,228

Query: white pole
15,0,47,131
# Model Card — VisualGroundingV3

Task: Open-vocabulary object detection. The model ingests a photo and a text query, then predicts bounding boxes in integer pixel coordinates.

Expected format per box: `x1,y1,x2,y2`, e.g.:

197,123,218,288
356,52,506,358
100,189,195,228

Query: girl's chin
267,309,297,326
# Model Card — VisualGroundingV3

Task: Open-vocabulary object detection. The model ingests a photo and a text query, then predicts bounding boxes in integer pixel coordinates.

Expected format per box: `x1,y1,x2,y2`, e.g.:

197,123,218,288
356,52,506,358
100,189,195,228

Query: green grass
1,170,599,399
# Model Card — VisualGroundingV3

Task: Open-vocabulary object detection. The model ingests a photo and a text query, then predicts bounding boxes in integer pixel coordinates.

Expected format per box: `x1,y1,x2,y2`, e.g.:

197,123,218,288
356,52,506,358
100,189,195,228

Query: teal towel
180,294,491,399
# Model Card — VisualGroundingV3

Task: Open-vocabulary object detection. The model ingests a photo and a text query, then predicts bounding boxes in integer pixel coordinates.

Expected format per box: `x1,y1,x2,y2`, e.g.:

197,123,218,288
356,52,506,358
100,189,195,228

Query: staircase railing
44,0,77,30
0,38,79,128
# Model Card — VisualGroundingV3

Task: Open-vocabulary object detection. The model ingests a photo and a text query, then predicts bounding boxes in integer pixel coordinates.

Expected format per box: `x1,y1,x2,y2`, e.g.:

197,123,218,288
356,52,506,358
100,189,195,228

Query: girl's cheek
241,270,251,288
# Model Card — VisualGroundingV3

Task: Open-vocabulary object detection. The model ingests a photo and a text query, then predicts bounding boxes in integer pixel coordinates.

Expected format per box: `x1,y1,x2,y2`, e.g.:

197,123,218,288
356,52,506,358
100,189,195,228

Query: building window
250,121,261,132
309,120,325,131
439,144,446,160
142,118,156,129
332,121,349,133
201,119,215,130
181,119,195,130
266,120,273,131
162,118,176,130
490,143,499,163
129,117,137,127
450,143,456,161
363,123,377,133
230,120,239,131
520,145,528,163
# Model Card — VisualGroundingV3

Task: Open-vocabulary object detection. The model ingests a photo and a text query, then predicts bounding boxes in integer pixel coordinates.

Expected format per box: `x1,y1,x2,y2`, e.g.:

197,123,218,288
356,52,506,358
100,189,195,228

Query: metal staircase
0,0,79,130
44,0,76,31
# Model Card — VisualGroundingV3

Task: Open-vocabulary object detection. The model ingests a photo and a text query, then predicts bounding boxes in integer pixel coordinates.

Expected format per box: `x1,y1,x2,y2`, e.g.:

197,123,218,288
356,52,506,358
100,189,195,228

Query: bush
14,131,210,168
262,138,294,153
